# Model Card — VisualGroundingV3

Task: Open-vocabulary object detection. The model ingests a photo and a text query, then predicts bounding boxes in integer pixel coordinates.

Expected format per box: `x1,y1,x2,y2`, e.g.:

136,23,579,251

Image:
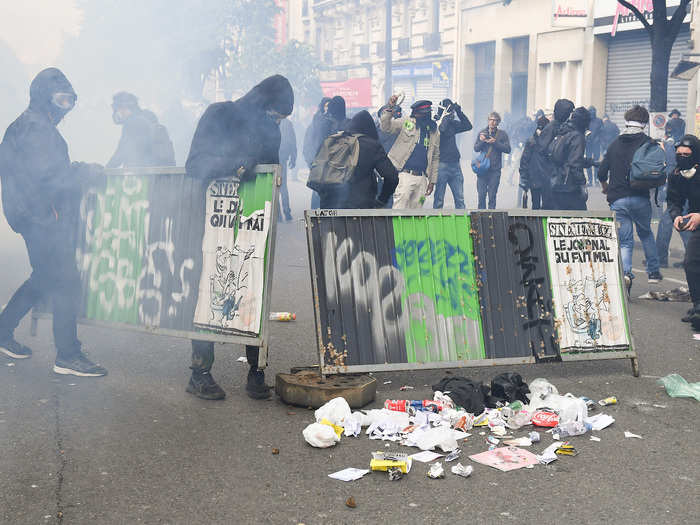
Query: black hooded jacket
550,108,590,193
597,130,652,204
0,68,87,233
185,75,294,181
438,104,472,163
320,110,398,209
107,108,175,168
667,134,700,220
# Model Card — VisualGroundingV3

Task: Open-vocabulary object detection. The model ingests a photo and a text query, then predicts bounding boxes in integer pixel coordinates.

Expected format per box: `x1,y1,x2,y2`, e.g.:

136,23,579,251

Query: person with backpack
0,68,107,376
473,112,511,209
598,105,664,294
518,115,549,209
548,107,593,210
667,134,700,328
309,110,398,209
380,98,440,209
532,99,575,210
185,75,294,400
107,91,175,168
432,98,472,209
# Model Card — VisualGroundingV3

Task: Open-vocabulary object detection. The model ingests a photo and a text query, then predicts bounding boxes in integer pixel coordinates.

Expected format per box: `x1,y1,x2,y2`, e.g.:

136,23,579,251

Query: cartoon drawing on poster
194,179,271,335
546,218,629,352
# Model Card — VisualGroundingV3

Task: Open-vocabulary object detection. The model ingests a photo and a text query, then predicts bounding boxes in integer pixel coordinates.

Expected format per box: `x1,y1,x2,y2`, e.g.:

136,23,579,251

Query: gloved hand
453,103,461,113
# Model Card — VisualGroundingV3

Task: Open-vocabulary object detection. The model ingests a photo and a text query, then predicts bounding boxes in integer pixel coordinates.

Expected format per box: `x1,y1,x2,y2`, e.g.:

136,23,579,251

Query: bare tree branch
617,0,653,35
668,0,691,39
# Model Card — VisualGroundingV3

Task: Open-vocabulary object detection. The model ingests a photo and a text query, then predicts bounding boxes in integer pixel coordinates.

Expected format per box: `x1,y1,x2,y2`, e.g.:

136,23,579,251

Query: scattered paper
503,437,533,447
410,450,444,463
329,468,369,482
383,381,392,385
236,356,247,362
590,436,601,442
469,447,540,472
624,431,643,439
536,442,562,465
451,463,473,478
584,413,615,431
399,385,414,391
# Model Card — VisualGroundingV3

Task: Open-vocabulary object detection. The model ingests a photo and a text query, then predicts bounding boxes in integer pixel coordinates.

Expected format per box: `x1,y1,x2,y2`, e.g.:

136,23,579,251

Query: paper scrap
536,442,562,465
411,450,444,463
469,447,539,472
584,413,615,431
383,381,392,385
624,431,643,439
328,468,370,482
694,334,700,341
236,356,247,362
503,437,533,447
590,436,601,442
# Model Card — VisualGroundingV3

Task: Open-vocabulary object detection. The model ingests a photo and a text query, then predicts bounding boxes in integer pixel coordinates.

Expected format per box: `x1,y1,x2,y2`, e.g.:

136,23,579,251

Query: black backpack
432,376,489,414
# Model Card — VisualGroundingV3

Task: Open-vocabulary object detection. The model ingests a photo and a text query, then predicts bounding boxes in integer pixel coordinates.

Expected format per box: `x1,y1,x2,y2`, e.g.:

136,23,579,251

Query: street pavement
1,180,699,525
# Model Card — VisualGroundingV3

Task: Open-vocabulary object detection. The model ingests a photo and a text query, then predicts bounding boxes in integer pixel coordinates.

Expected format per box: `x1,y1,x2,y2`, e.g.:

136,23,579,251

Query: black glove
453,103,461,113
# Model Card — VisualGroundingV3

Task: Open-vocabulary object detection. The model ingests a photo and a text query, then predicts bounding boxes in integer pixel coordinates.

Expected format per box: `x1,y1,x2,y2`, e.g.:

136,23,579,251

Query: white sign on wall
552,0,589,27
546,218,630,352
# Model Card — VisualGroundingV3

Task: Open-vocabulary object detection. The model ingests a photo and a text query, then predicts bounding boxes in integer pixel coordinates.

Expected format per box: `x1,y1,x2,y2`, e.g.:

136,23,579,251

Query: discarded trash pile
303,374,626,482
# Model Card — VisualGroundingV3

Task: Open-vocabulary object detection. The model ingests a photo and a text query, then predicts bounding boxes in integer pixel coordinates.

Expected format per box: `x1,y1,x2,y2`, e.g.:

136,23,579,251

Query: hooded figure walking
0,68,107,376
185,75,294,400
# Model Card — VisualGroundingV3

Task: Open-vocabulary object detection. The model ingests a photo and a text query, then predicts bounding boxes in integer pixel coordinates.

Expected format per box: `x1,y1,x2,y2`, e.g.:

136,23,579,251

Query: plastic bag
314,397,351,425
658,374,700,401
526,378,559,401
303,422,340,448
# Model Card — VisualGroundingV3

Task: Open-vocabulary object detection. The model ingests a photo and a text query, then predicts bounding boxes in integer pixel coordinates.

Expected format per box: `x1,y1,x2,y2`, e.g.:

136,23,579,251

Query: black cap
411,100,432,111
669,109,681,117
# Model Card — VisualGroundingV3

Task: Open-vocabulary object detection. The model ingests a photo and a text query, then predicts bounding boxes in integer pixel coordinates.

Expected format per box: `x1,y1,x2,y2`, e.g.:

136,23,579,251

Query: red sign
320,78,372,108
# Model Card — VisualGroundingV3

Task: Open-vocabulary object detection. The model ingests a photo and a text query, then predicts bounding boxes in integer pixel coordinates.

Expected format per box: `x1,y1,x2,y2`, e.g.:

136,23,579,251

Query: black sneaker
0,338,32,359
54,352,107,377
682,308,694,323
648,272,663,284
246,367,272,400
186,371,226,400
624,273,633,296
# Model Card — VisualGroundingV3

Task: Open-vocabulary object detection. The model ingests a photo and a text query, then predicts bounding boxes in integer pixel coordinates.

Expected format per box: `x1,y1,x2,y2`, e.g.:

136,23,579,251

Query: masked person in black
534,99,574,209
433,99,472,209
518,115,550,209
318,110,398,209
549,107,594,210
667,134,700,328
185,75,294,400
107,91,175,168
0,68,107,376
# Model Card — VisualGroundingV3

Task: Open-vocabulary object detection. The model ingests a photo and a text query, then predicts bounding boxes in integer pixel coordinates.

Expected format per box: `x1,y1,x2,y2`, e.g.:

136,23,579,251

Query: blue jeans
656,205,689,264
433,162,465,209
610,196,659,275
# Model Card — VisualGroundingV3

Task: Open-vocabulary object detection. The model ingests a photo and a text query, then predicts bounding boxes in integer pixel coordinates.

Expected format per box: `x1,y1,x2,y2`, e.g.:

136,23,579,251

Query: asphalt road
1,180,699,525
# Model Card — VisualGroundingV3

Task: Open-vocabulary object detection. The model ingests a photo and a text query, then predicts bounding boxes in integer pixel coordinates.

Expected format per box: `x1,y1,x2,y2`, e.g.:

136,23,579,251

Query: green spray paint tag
404,120,414,131
424,136,430,148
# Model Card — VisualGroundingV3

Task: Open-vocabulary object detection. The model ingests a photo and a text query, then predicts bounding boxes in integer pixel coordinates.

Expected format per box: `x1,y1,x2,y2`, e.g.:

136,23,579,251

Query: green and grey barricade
305,209,638,376
32,164,281,367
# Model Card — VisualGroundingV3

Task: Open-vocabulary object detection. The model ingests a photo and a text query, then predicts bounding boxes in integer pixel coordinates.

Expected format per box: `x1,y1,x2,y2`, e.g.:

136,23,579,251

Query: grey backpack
307,132,360,192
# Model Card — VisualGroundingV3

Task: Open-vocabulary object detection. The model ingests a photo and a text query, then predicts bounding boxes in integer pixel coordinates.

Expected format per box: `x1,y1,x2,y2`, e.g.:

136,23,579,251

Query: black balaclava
553,99,575,123
327,96,346,121
112,91,139,124
348,110,379,140
411,100,435,130
536,116,549,131
588,106,597,120
676,134,700,173
29,67,76,125
570,107,591,133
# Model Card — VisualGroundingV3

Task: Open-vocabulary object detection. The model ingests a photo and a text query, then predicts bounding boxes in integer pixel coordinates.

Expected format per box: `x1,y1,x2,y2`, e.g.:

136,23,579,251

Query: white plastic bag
527,378,559,401
303,423,340,448
314,397,351,426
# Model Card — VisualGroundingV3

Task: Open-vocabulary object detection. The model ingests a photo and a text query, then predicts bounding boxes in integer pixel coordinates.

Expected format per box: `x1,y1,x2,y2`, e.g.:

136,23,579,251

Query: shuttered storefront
605,28,690,127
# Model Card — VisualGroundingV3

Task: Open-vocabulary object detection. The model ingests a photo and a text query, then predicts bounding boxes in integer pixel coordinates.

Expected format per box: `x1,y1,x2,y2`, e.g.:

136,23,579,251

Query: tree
617,0,691,112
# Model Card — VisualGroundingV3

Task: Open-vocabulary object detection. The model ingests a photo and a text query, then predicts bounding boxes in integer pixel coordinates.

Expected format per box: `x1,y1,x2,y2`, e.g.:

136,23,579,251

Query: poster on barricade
193,177,271,335
545,217,630,352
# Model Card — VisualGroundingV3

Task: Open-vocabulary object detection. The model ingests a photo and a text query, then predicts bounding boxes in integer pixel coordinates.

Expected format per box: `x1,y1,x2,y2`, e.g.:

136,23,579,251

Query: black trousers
477,169,501,209
0,224,81,357
684,228,700,305
191,341,259,372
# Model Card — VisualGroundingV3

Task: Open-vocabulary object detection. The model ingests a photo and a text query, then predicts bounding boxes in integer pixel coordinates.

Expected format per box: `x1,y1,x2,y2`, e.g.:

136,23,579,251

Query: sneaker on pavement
186,371,226,400
53,353,107,377
623,273,633,296
246,368,272,400
0,338,32,359
647,272,663,284
682,308,694,323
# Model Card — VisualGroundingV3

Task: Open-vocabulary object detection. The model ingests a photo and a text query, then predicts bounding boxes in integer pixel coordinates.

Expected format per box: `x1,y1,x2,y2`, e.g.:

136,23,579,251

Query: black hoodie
667,134,700,220
0,68,84,233
186,75,294,181
319,110,398,209
598,129,652,204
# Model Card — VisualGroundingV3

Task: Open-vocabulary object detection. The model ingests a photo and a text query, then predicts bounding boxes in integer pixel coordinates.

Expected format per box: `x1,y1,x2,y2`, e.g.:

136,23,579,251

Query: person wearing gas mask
107,91,175,168
667,134,700,328
548,106,594,211
598,105,663,295
185,75,294,400
433,98,472,209
473,112,511,209
0,68,107,377
380,97,440,209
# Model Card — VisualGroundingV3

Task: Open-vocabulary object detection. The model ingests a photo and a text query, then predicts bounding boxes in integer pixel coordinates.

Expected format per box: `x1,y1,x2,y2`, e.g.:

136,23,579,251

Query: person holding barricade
0,68,107,377
379,97,440,209
184,75,294,400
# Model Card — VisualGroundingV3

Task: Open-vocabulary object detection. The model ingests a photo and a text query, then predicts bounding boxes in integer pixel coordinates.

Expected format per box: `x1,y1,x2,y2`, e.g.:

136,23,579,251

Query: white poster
546,218,630,352
194,179,271,335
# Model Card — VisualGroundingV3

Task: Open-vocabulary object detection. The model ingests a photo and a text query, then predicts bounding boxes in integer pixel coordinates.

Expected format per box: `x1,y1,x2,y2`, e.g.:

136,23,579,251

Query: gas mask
49,92,76,122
